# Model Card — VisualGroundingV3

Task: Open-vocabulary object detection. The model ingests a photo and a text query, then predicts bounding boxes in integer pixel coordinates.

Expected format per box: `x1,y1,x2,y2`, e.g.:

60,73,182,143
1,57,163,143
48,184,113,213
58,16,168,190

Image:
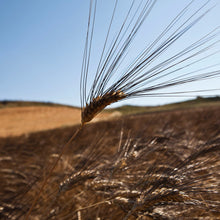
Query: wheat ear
82,90,126,124
80,0,220,114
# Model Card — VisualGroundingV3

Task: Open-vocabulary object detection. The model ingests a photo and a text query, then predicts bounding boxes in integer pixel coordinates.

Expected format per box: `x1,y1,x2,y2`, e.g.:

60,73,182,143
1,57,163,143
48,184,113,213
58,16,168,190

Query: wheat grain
59,169,97,193
81,90,126,124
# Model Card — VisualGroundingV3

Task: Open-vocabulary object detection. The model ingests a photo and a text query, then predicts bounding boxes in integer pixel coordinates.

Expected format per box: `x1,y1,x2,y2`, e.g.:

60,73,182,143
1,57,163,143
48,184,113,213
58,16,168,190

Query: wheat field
0,106,219,219
1,0,220,219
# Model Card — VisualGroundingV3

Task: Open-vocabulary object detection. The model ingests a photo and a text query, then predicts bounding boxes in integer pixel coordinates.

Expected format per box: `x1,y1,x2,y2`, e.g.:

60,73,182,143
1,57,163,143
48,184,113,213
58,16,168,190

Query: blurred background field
1,97,219,137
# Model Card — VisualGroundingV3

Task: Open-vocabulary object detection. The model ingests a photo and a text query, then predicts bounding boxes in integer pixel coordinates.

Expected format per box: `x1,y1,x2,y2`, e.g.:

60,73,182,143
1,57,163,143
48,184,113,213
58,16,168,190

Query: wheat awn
81,0,220,124
26,0,220,218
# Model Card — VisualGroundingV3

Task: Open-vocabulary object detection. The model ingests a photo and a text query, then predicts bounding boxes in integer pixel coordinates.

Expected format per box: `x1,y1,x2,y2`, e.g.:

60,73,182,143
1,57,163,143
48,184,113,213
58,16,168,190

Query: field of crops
0,104,219,219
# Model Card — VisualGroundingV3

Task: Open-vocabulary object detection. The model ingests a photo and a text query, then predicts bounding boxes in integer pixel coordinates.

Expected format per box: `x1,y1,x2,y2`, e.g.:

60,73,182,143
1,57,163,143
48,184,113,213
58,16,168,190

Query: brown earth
0,106,219,219
0,106,119,137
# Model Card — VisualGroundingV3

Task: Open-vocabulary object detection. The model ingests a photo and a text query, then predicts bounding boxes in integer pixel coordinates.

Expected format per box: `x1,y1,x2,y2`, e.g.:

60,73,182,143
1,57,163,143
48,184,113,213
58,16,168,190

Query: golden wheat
25,0,220,218
81,90,126,124
2,107,220,218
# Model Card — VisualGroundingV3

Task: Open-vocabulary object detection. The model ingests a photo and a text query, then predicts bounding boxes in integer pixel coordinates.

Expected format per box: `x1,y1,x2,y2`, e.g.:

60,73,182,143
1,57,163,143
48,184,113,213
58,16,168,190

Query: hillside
0,96,219,137
0,100,73,109
0,103,113,137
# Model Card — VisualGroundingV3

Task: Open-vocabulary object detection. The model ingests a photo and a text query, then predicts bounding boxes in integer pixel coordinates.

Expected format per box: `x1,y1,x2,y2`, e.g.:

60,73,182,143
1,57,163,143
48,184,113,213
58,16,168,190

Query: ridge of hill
1,96,220,112
0,100,78,109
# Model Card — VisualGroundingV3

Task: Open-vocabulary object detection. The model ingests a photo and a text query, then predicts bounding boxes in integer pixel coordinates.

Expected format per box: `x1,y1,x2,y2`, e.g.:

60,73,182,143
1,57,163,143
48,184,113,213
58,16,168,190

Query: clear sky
1,0,220,107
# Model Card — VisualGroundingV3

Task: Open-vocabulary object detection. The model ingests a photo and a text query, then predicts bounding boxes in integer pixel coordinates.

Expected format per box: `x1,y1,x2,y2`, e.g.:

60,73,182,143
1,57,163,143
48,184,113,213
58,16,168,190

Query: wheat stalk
25,0,220,218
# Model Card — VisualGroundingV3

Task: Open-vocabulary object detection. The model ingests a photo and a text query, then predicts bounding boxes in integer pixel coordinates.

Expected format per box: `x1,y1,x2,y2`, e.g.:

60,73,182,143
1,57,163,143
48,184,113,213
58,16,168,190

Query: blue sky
1,0,220,107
